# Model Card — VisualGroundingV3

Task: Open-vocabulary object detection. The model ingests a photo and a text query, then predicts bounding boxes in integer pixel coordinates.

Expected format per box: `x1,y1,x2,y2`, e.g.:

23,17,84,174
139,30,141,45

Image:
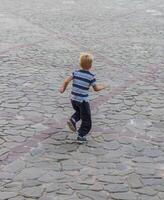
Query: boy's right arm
59,76,73,93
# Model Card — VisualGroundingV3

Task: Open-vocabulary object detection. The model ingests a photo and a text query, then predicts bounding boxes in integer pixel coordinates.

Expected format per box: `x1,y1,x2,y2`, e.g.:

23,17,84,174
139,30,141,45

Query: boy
59,53,105,142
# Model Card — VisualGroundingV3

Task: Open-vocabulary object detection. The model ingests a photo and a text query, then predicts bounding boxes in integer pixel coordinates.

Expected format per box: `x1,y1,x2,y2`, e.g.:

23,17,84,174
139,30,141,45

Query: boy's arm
59,76,73,93
92,84,106,92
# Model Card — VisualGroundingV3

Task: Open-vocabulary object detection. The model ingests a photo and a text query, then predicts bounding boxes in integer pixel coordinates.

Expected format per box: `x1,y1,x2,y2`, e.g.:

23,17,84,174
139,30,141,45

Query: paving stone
110,191,138,200
15,167,46,180
86,140,102,148
113,168,134,176
132,140,146,152
132,157,154,163
45,153,71,162
121,145,140,157
96,162,116,169
53,145,78,154
127,173,142,188
154,185,164,192
4,182,22,190
21,186,44,198
20,111,43,120
136,101,149,107
97,154,121,163
133,187,157,196
135,167,156,176
143,148,162,158
77,190,109,200
5,135,26,143
103,140,120,150
89,183,103,191
93,135,104,142
0,172,15,180
51,132,68,141
23,180,42,187
3,129,20,136
132,105,142,112
0,138,5,145
0,148,9,156
61,160,81,171
0,120,8,126
141,178,164,186
102,134,117,142
28,160,60,171
31,123,49,131
110,114,131,120
5,160,25,173
68,182,89,190
109,99,123,104
79,147,107,156
10,119,32,126
118,137,132,144
56,187,73,195
154,156,164,163
39,194,58,200
124,100,135,106
104,184,129,193
77,176,96,185
0,192,18,200
10,197,24,200
158,192,164,200
140,195,160,200
43,183,60,192
20,130,35,137
38,171,61,183
97,175,124,184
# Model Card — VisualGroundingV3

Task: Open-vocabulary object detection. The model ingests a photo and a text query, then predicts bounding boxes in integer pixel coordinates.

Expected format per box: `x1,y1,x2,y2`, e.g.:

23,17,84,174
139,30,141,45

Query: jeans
71,100,92,137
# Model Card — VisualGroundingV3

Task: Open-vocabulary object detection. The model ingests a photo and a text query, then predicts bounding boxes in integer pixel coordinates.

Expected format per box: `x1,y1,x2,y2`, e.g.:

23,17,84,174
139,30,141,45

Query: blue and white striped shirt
71,70,96,102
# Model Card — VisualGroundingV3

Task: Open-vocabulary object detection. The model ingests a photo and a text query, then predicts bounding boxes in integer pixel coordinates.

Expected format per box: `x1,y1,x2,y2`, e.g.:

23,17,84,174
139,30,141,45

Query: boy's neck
80,68,91,71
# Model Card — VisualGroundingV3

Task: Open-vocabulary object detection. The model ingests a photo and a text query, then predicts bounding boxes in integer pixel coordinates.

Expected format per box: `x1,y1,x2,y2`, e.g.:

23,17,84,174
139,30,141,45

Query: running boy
59,53,106,142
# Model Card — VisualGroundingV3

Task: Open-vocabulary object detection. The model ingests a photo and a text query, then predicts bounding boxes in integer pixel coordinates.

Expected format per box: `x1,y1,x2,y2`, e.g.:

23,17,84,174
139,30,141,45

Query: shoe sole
77,136,87,143
76,140,87,144
67,120,76,132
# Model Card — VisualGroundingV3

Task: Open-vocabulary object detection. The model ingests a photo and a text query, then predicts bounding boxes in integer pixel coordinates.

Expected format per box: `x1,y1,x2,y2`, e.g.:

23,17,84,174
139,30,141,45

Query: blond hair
80,53,93,70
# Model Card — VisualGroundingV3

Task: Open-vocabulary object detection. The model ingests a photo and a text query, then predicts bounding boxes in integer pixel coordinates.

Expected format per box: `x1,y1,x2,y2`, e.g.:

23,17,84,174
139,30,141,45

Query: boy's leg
78,101,92,137
67,100,81,132
71,100,80,123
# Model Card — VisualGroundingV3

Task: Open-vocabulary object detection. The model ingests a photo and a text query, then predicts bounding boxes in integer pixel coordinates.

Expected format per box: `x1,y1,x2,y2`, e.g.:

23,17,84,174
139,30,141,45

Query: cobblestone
127,173,143,189
0,193,17,200
0,0,163,199
21,186,44,198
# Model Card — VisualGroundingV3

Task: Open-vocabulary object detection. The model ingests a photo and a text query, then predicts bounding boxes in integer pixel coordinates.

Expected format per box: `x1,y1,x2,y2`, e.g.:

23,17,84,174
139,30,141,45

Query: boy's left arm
92,83,106,92
59,76,73,93
91,75,107,92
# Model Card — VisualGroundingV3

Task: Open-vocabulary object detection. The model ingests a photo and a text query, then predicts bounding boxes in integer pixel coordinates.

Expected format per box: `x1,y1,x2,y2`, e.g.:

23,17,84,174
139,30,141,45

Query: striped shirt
71,70,96,102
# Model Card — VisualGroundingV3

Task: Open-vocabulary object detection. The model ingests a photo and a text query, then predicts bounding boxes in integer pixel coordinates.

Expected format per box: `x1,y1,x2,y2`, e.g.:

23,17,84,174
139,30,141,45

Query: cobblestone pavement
0,0,164,199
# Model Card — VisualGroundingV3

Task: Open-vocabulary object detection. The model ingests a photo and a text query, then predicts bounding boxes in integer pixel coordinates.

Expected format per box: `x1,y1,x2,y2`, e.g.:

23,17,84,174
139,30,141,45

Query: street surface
0,0,164,199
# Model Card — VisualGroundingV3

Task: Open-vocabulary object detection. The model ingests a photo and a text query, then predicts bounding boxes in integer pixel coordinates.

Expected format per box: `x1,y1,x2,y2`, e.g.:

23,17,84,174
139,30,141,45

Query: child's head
79,53,93,70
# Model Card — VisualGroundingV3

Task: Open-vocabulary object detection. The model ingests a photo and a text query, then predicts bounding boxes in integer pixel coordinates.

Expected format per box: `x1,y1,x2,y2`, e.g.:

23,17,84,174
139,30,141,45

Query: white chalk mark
146,9,162,16
62,0,75,4
16,115,24,120
23,82,32,87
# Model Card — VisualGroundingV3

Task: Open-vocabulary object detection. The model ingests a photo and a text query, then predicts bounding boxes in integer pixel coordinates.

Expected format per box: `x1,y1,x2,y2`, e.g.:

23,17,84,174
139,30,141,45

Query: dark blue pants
71,100,92,137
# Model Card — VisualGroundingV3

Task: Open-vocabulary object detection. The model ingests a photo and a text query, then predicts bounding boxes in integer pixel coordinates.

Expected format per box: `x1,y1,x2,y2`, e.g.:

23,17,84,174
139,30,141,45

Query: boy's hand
59,86,65,93
104,84,111,90
101,84,107,90
59,76,73,94
93,84,107,92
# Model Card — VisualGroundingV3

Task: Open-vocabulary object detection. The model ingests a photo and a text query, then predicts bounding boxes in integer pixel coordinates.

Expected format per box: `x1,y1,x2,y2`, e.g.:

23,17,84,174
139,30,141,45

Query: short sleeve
71,71,75,78
71,70,78,78
90,75,96,86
